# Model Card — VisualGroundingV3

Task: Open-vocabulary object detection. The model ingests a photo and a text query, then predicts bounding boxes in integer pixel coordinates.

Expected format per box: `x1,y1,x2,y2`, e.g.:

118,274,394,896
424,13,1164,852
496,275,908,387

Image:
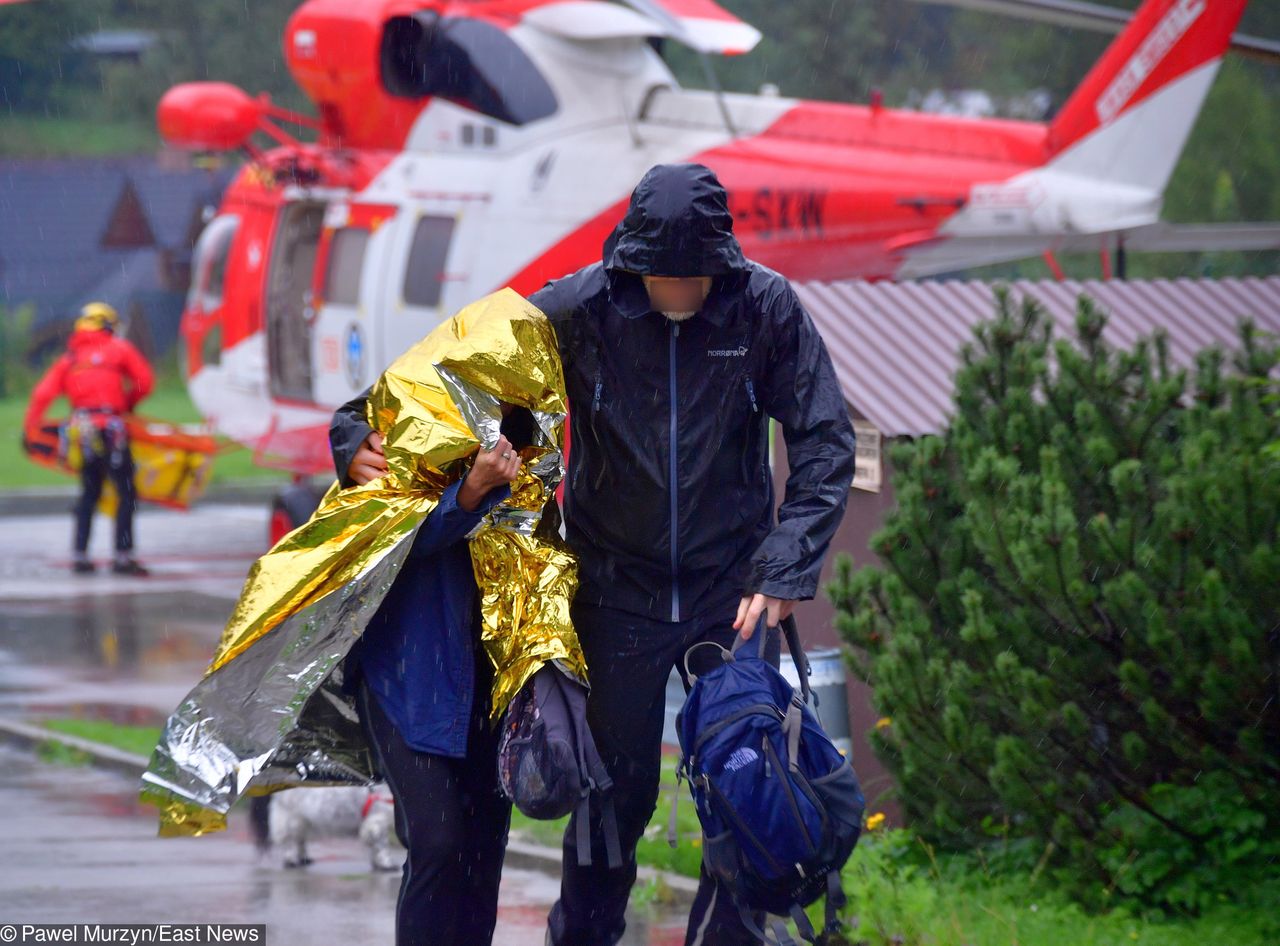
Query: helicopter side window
402,215,455,309
188,214,239,312
381,14,558,126
322,227,370,307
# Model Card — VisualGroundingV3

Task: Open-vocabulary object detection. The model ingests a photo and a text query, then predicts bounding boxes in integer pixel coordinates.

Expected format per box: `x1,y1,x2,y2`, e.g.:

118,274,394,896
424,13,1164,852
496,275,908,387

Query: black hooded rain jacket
330,163,856,623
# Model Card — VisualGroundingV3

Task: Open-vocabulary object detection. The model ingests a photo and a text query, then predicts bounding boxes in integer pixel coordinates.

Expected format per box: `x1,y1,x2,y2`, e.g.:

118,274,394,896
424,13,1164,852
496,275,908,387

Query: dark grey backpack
497,663,622,868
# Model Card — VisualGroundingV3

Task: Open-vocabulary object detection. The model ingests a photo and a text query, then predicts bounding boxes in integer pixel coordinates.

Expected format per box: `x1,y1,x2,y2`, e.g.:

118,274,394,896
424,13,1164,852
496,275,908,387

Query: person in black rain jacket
331,163,856,946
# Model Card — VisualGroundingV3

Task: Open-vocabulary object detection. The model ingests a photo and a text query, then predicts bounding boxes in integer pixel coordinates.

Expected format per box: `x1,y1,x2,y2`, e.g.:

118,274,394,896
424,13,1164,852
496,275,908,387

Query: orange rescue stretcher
22,415,220,511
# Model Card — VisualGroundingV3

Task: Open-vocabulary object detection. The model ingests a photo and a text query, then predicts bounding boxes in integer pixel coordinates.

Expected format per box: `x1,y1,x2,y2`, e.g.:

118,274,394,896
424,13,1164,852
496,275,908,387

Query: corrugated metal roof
794,277,1280,438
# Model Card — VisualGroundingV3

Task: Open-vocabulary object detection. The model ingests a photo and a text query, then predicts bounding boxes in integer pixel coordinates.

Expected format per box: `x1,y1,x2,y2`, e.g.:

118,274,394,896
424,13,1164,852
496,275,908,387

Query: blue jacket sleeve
407,475,512,560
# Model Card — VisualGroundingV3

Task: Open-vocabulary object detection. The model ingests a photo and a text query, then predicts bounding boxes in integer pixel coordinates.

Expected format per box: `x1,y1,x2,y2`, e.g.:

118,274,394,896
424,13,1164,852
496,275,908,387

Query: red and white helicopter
161,0,1277,530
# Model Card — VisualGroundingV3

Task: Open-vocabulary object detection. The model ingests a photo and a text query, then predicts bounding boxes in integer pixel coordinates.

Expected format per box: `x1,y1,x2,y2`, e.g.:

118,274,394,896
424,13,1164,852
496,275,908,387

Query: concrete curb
0,717,699,905
0,717,150,777
0,479,287,516
503,838,699,907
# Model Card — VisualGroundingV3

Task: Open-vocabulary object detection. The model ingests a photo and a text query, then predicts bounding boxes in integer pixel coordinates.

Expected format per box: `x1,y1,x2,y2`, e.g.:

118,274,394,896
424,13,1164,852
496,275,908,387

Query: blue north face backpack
672,616,865,945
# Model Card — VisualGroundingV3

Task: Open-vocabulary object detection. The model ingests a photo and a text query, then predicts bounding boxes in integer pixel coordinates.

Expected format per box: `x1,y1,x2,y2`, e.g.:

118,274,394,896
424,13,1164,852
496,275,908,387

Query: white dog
266,784,402,871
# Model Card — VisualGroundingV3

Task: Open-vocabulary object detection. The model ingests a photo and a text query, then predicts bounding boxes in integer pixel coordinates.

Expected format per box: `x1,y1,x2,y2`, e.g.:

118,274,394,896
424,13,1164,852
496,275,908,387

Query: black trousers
357,671,512,946
74,419,136,554
548,600,781,946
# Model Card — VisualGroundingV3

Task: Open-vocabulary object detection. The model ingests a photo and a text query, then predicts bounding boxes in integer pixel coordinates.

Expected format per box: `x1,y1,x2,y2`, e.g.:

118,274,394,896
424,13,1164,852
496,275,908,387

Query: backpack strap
569,680,623,870
823,869,847,937
571,766,622,869
683,639,733,685
782,695,804,773
667,767,683,848
780,615,812,706
734,901,798,946
597,790,623,869
574,795,594,867
788,905,817,943
771,920,800,946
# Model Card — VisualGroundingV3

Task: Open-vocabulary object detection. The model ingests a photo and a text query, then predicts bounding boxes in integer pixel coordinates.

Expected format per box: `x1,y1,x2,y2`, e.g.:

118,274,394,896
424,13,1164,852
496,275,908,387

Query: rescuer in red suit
25,302,154,575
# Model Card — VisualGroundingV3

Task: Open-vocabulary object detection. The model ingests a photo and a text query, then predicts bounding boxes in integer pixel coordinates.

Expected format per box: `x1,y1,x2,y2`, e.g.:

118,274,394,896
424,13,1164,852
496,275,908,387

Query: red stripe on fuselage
501,100,1048,290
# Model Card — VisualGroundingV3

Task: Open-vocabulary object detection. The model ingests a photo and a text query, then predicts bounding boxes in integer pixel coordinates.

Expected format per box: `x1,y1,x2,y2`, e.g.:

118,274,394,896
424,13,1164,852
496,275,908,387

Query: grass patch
0,115,158,157
836,830,1280,946
35,740,92,767
42,718,161,758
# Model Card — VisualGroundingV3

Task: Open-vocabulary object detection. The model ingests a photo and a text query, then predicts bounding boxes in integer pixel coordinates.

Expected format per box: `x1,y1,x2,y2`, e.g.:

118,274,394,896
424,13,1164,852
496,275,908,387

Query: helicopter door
310,203,397,407
378,212,457,368
264,201,325,402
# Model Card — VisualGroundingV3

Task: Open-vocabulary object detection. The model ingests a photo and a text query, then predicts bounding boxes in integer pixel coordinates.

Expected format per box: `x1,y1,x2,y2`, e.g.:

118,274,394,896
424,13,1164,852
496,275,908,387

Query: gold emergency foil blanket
141,288,584,836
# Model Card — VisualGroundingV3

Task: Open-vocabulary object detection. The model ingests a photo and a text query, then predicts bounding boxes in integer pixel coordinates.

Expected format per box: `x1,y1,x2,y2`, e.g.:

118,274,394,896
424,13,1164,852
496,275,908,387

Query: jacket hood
603,163,746,278
68,328,113,352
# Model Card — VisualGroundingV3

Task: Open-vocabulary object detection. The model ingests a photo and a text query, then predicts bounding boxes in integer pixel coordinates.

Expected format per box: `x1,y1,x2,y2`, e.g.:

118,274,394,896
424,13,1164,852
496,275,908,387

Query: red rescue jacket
25,329,154,430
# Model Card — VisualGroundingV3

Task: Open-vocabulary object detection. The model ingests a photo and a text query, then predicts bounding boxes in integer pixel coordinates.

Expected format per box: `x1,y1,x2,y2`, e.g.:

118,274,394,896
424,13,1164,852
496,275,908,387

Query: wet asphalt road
0,504,690,944
0,745,689,944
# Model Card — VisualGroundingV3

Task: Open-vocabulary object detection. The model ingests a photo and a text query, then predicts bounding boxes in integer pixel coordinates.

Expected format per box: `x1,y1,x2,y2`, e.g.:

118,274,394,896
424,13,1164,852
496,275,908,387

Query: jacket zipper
668,321,680,622
742,377,759,481
590,375,608,490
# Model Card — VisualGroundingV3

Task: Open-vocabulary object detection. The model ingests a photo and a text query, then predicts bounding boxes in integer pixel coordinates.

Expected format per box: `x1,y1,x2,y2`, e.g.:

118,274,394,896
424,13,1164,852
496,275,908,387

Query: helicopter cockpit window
322,227,370,307
188,214,239,312
381,14,558,126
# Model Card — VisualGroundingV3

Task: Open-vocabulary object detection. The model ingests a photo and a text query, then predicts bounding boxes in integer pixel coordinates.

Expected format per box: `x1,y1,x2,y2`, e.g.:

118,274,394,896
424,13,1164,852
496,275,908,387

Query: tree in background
0,0,108,115
0,0,308,149
828,290,1280,912
96,0,313,120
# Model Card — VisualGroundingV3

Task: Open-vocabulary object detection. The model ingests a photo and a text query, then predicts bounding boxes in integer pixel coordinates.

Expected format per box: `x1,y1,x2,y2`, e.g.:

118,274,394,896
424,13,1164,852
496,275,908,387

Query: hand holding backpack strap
730,614,770,660
727,614,813,708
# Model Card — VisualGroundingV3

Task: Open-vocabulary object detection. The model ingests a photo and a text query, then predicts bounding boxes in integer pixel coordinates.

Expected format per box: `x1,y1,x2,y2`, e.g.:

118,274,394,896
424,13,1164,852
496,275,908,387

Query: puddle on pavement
0,591,231,719
0,591,228,673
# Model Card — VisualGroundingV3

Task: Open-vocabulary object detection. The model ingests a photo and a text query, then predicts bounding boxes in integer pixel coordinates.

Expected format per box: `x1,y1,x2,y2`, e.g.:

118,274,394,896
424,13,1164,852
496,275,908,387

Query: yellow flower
875,717,892,730
865,812,886,831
